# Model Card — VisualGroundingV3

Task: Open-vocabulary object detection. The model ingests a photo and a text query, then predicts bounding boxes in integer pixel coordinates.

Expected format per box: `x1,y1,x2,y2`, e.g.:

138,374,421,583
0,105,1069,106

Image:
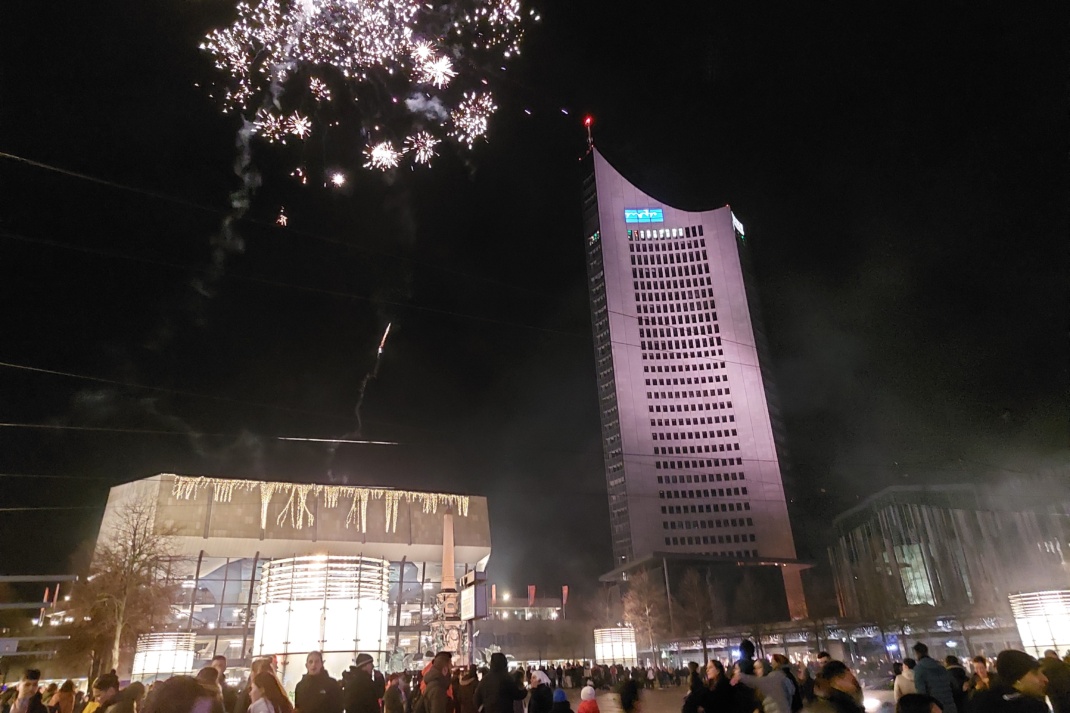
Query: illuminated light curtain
168,475,470,533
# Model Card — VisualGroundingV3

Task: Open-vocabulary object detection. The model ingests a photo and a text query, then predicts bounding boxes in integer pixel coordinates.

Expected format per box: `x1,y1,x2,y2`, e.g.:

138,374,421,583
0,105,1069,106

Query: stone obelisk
428,506,464,660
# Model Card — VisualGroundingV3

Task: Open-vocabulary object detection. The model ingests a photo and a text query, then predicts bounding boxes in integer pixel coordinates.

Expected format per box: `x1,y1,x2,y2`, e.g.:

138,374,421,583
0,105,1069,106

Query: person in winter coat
967,650,1048,713
527,672,553,713
1040,650,1070,713
945,657,969,713
733,661,795,713
577,687,599,713
475,653,527,713
818,662,863,713
93,672,137,713
966,657,997,700
456,667,479,713
419,653,453,713
343,654,382,713
894,660,917,702
10,670,50,713
736,642,757,677
682,663,705,713
704,662,734,713
295,651,344,713
911,644,957,713
551,689,573,713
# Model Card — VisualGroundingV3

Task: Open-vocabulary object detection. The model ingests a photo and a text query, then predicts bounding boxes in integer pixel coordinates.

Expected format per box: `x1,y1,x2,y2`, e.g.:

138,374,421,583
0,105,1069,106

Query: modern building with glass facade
828,482,1070,659
97,474,490,687
582,148,806,618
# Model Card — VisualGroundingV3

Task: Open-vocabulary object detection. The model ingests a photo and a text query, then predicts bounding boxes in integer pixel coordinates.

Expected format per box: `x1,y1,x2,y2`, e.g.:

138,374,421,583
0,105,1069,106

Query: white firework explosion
404,131,439,165
364,141,402,170
201,0,532,170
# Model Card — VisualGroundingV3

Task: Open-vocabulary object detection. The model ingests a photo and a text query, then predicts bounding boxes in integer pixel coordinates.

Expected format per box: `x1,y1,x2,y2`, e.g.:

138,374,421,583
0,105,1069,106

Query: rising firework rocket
377,322,392,355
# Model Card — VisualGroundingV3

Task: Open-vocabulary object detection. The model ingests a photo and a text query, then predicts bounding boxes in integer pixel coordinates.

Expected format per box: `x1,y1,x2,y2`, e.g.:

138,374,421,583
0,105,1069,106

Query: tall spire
441,505,456,591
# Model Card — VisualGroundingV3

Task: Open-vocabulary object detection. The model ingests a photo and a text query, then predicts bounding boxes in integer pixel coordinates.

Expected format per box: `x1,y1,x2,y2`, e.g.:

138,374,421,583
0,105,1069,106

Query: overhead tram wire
0,229,588,341
0,422,397,446
0,359,354,422
0,150,556,301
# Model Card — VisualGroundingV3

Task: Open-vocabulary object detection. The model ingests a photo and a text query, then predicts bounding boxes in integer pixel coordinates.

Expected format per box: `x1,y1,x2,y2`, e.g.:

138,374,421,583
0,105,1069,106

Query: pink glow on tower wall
583,148,806,618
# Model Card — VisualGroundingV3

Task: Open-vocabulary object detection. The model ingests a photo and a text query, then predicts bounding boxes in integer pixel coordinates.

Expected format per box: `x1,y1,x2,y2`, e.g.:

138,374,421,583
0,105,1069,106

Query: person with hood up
577,687,599,713
967,650,1048,713
343,653,382,713
295,651,344,713
894,661,917,702
911,644,957,713
551,689,573,713
475,653,526,713
527,672,553,713
419,652,453,713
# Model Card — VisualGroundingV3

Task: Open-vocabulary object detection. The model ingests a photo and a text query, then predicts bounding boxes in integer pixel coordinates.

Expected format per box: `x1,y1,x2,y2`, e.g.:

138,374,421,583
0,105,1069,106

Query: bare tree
675,568,723,663
622,569,671,659
65,499,179,673
732,570,771,657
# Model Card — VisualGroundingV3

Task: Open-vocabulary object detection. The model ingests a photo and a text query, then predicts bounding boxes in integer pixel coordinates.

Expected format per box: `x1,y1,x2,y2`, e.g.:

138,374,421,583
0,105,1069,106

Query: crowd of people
890,645,1070,713
1,642,1066,713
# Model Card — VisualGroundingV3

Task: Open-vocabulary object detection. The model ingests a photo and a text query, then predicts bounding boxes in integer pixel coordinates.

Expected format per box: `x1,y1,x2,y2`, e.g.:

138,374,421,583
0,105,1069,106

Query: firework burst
405,131,439,165
201,0,531,171
364,141,402,170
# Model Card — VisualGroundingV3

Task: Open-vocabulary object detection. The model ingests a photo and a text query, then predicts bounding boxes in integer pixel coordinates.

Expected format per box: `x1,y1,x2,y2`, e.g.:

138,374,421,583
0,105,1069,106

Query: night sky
1,1,1066,594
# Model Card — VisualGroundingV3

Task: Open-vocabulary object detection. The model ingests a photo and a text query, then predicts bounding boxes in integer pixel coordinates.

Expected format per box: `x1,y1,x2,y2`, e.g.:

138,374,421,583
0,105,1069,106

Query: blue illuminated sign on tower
624,208,664,224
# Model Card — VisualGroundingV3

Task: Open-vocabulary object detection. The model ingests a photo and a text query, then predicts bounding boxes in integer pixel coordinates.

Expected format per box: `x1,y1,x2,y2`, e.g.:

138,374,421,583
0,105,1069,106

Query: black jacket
474,665,526,713
343,668,381,713
1041,658,1070,713
967,686,1049,713
527,686,552,713
384,686,407,713
825,690,864,713
101,689,138,713
296,671,344,713
221,682,238,713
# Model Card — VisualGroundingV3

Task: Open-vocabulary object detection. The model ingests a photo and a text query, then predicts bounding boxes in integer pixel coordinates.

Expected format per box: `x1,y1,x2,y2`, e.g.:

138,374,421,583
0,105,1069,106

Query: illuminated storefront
253,556,390,687
594,627,637,667
132,633,197,682
1009,590,1070,659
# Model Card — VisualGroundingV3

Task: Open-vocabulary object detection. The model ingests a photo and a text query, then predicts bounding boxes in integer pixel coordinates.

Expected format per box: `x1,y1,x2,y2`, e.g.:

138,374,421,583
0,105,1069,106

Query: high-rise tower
583,148,806,617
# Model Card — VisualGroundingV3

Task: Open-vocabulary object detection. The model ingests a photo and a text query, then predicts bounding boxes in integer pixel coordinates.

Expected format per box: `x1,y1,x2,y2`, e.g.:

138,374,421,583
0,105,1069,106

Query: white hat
531,671,552,687
581,686,597,701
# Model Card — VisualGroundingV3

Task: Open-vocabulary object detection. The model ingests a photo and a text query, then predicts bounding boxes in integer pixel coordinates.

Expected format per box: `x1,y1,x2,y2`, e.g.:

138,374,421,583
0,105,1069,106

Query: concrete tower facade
583,148,805,617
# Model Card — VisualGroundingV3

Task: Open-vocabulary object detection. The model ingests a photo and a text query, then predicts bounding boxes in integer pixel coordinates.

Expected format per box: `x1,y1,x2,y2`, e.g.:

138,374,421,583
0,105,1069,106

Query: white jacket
894,669,916,701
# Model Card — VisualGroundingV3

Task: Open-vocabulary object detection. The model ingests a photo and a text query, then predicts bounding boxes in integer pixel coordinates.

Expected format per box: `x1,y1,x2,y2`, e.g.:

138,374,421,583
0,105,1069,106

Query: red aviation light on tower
583,115,593,128
584,115,594,152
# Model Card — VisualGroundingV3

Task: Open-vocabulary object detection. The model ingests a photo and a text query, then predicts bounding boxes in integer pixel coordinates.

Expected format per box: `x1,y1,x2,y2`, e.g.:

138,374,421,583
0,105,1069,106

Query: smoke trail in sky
326,322,393,480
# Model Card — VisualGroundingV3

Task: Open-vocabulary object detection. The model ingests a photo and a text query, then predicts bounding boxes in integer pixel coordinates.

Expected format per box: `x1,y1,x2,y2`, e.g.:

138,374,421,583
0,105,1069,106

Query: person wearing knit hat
577,687,599,713
968,650,1048,713
551,688,574,713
